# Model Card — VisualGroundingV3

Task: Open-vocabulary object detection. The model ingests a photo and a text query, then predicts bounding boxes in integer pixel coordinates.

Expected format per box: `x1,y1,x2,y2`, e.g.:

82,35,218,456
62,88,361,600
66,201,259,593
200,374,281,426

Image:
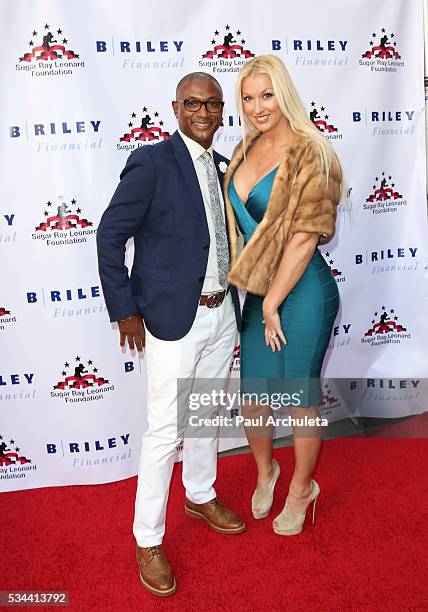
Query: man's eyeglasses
176,98,224,113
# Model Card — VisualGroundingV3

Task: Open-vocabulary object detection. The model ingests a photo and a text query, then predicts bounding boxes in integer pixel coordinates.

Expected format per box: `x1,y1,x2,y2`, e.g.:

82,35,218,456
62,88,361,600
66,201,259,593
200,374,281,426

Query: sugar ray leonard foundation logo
0,305,16,330
364,172,407,215
322,251,346,283
118,107,170,151
362,306,411,347
359,28,404,72
321,382,341,415
0,434,37,480
309,102,342,140
229,345,240,372
32,194,95,247
17,23,84,77
199,25,254,73
51,356,115,403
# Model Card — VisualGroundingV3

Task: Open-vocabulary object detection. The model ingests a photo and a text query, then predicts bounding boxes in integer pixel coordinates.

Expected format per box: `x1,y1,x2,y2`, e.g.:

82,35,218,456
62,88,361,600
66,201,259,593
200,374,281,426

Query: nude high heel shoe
272,479,320,535
251,459,281,519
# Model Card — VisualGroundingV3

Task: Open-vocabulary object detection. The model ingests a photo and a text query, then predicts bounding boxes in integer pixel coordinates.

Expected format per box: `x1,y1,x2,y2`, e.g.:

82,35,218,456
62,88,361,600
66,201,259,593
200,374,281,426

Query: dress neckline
232,165,279,207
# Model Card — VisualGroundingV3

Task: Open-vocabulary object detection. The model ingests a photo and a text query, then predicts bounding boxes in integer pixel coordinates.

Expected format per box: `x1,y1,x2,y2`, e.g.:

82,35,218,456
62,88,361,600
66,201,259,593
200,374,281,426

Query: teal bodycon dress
229,167,339,408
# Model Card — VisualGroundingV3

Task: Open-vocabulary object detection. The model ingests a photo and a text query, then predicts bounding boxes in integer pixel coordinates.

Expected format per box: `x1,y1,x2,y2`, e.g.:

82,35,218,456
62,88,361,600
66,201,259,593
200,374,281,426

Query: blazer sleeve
96,148,156,322
287,147,342,245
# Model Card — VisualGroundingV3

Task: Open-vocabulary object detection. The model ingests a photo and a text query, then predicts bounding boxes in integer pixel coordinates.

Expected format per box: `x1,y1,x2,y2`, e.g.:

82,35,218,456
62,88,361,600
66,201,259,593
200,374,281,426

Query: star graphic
375,177,379,182
44,211,49,216
325,252,330,257
128,122,133,128
374,312,378,317
393,41,397,46
320,106,325,112
58,194,64,200
381,28,385,33
63,38,68,45
29,41,34,46
236,30,241,36
325,114,329,120
62,371,67,376
241,39,245,45
75,54,79,58
369,41,373,46
57,28,62,35
93,367,98,373
311,101,316,106
131,112,136,118
75,356,80,361
76,208,81,214
372,320,375,324
64,362,70,368
329,259,333,265
15,447,20,452
88,359,93,365
388,175,392,180
382,171,385,175
391,33,395,38
382,305,385,310
394,316,398,320
372,33,376,38
47,201,52,207
32,30,37,36
71,198,76,205
154,111,159,117
225,24,230,30
10,439,15,445
372,185,376,190
142,106,147,112
392,183,395,188
44,23,50,29
214,30,219,36
211,39,216,45
159,121,164,126
391,309,395,313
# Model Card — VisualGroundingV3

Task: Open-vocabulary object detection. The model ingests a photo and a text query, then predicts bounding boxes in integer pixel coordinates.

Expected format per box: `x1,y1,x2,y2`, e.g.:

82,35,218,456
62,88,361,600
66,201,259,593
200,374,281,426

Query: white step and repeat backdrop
1,0,427,491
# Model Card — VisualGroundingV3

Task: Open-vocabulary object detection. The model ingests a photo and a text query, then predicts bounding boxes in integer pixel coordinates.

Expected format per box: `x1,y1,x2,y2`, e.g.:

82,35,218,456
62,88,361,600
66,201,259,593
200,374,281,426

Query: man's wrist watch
119,314,137,322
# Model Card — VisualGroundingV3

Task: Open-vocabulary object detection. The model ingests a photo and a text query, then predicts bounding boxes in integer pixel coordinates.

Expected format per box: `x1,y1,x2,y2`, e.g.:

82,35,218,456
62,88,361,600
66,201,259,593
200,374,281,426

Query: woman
224,55,344,535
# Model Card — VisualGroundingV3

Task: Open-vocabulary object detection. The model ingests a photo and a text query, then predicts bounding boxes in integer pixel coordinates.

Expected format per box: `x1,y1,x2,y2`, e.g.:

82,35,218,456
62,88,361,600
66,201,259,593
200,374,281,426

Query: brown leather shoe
185,497,246,534
136,545,176,597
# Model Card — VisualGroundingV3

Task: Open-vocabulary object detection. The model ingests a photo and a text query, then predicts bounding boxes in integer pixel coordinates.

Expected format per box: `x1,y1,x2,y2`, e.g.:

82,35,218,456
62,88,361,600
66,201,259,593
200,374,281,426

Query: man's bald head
176,72,222,99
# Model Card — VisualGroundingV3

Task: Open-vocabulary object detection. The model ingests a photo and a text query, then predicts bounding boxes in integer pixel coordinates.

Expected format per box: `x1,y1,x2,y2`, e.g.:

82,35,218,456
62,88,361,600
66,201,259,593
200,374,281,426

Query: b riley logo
51,356,114,403
199,25,255,73
229,345,240,373
359,28,404,72
0,434,37,481
17,23,84,77
309,101,342,140
118,106,171,151
364,172,407,214
362,306,411,347
32,194,95,246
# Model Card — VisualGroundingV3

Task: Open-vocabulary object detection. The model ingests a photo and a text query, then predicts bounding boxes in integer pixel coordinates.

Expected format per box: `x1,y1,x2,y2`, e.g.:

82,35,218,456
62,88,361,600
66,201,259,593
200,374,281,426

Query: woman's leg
242,400,274,487
286,404,322,512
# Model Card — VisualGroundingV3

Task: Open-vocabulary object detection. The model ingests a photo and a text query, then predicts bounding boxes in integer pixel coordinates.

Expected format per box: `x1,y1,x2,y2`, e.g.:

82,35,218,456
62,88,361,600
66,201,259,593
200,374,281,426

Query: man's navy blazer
97,131,241,341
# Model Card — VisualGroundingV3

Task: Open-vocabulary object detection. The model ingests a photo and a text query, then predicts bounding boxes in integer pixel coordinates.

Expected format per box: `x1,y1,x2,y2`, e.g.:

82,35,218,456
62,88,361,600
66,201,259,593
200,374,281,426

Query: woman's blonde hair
236,54,343,188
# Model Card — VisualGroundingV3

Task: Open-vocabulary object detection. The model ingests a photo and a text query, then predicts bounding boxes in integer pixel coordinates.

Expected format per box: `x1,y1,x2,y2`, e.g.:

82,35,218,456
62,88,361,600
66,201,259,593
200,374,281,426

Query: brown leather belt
199,288,229,308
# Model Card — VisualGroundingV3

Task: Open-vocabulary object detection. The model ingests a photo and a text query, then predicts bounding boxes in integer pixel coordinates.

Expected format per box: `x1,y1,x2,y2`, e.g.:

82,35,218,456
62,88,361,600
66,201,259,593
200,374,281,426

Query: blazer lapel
170,131,208,233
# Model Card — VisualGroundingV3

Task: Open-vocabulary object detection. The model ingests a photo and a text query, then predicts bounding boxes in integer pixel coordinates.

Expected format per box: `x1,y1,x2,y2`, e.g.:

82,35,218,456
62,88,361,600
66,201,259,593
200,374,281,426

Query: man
97,72,244,597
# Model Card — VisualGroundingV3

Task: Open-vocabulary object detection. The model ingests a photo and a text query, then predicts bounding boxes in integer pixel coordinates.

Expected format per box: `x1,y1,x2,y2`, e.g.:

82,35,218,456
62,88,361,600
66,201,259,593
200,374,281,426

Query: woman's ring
270,332,278,339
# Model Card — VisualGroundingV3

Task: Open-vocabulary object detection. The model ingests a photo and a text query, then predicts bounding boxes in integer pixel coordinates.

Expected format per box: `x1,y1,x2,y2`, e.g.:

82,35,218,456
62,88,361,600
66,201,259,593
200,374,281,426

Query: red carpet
2,438,427,611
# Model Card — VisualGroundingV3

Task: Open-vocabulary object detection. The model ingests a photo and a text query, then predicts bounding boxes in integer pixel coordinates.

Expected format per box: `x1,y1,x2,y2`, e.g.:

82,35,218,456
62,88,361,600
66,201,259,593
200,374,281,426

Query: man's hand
118,314,145,351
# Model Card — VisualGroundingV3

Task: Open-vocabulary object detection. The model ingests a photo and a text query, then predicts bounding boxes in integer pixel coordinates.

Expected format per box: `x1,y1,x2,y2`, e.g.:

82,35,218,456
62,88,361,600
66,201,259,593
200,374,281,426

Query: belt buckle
205,291,224,308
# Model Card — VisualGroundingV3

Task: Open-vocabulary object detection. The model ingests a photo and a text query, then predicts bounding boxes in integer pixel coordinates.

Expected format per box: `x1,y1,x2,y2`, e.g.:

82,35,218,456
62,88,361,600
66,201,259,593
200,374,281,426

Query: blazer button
203,244,209,250
198,276,204,283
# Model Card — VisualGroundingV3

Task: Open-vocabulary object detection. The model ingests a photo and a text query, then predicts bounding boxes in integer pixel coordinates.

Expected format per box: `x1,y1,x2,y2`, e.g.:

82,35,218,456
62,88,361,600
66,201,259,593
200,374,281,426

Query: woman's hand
262,297,287,352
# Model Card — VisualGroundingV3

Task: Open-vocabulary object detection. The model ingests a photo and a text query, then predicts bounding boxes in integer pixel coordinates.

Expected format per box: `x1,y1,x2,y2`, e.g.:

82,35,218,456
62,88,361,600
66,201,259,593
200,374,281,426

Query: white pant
133,293,236,547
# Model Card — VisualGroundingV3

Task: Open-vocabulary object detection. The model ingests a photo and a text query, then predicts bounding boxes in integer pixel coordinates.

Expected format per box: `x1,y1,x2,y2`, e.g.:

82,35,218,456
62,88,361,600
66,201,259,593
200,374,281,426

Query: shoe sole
184,506,246,534
139,573,177,597
272,527,303,536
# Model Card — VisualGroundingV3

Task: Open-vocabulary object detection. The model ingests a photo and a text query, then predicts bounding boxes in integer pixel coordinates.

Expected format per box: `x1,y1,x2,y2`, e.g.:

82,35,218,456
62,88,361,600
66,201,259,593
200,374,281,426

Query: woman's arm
262,231,319,351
